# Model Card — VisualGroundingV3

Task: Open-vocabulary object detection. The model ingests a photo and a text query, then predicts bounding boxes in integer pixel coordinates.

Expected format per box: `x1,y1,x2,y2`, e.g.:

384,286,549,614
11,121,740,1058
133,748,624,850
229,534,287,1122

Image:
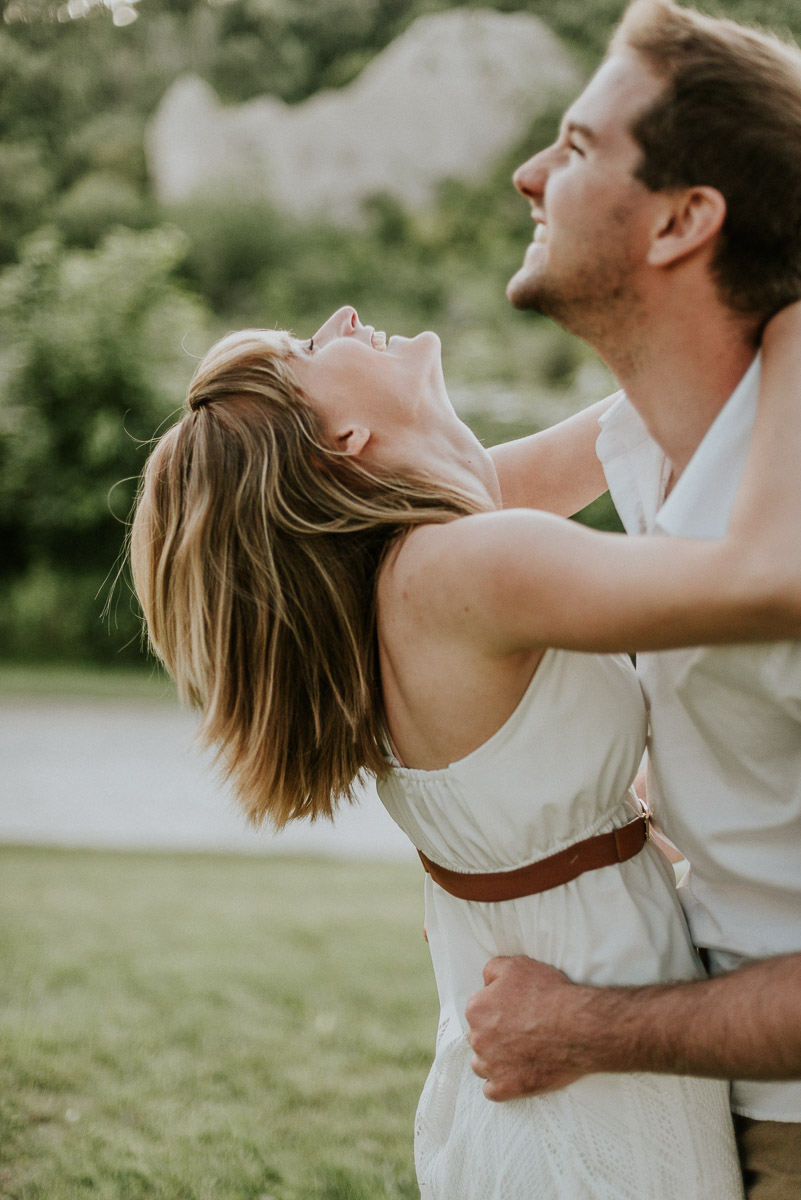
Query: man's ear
336,424,371,456
647,186,726,268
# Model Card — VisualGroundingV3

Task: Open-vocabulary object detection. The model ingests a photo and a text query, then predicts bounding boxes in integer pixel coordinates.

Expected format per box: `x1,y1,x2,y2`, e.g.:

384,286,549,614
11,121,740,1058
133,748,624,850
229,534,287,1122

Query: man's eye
569,141,585,156
307,338,315,353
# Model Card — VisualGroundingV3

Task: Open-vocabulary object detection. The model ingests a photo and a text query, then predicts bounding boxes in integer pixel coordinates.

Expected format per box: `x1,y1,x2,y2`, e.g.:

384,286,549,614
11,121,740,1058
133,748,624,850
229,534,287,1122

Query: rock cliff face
146,8,580,223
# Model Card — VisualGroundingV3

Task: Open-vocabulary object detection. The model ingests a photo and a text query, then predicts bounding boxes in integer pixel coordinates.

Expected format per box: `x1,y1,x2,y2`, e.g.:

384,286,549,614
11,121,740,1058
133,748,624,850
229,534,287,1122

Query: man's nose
513,148,551,200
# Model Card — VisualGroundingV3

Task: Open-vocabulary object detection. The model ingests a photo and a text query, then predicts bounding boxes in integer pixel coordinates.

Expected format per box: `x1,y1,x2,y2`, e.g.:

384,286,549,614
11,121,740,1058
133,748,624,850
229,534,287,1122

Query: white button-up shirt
597,356,801,1120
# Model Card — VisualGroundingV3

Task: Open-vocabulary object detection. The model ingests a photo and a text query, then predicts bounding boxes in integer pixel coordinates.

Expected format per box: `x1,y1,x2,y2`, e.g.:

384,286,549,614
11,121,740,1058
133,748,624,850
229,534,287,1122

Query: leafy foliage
2,0,799,261
0,225,207,659
0,0,795,659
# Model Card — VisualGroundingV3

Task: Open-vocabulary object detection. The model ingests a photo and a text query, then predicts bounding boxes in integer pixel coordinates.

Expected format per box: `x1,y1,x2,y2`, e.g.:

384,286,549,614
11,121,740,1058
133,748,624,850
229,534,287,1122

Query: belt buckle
636,794,651,842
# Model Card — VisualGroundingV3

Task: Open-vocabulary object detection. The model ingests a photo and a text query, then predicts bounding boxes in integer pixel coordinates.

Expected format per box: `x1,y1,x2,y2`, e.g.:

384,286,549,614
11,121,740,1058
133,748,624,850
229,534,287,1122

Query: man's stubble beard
508,253,636,337
506,251,647,372
508,195,649,356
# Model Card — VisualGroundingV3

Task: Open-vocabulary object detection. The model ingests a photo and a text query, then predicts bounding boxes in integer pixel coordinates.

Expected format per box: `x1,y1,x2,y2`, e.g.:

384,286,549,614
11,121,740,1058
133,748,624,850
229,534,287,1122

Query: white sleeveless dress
377,649,744,1199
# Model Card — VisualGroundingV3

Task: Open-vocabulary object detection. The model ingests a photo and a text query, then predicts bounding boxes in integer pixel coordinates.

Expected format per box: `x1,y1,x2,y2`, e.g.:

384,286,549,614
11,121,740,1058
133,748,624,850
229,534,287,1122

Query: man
466,1,801,1194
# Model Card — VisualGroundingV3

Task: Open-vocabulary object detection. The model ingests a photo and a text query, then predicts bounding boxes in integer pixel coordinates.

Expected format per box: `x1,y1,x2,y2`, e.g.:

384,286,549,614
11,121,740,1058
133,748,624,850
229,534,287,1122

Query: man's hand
465,956,590,1100
466,951,801,1101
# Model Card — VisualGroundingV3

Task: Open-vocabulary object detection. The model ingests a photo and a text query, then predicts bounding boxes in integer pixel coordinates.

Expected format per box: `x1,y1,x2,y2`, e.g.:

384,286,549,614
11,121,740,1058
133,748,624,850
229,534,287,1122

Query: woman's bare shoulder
380,509,563,638
395,509,563,567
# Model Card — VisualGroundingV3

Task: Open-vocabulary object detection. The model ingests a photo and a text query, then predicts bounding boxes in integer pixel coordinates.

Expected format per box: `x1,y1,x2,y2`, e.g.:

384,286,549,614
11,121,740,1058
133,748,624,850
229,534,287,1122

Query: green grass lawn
0,847,435,1200
0,663,176,703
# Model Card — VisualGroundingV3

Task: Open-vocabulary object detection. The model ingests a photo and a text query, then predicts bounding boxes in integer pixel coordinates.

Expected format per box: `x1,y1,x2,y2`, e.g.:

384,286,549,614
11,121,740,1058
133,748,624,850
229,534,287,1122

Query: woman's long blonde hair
130,328,485,828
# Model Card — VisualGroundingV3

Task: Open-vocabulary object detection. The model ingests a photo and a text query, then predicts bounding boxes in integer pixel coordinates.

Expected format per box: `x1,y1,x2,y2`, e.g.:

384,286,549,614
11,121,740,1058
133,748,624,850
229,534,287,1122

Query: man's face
507,52,668,335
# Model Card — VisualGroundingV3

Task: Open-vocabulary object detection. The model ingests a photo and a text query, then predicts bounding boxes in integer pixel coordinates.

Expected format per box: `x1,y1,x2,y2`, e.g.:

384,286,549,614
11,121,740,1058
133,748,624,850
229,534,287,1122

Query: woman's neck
417,415,502,511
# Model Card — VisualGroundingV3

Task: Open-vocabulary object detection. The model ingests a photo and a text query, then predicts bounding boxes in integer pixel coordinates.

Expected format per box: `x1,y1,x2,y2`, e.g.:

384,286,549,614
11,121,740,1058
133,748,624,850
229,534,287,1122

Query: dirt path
0,696,415,861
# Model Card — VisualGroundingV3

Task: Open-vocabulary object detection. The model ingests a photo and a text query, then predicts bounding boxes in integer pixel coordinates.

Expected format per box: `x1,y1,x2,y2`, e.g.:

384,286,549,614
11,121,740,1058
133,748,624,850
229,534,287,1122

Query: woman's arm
489,397,614,514
415,507,797,654
728,301,801,549
411,302,801,654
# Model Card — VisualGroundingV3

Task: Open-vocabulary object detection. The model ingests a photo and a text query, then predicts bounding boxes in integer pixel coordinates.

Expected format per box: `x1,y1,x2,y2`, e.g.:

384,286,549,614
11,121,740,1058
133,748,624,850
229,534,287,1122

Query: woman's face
290,306,448,460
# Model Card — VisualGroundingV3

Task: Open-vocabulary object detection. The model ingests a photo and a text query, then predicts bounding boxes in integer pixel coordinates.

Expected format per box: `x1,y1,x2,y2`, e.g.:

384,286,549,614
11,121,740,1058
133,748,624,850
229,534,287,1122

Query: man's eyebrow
565,120,597,143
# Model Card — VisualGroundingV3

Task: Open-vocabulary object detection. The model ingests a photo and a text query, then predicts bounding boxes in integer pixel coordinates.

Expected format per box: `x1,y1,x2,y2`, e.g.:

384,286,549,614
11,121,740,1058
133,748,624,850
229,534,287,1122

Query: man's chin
506,267,547,312
506,272,584,334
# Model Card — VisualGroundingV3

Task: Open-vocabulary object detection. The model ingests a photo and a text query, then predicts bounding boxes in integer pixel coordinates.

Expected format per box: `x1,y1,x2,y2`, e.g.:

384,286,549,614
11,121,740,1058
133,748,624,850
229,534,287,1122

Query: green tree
0,224,207,660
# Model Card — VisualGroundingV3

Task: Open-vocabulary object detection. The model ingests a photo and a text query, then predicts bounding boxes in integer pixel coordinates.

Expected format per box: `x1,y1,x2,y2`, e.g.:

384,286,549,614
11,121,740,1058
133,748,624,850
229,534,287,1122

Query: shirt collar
596,355,760,538
656,354,760,538
596,390,670,535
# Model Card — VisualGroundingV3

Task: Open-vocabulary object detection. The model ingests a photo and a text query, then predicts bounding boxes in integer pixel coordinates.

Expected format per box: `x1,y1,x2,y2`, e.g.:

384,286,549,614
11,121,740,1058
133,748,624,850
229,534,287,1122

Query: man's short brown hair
613,0,801,319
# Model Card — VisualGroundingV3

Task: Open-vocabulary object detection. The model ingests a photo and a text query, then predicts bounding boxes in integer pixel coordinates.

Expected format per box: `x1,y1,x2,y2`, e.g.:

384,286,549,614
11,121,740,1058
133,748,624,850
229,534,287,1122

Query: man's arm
465,952,801,1100
489,397,614,514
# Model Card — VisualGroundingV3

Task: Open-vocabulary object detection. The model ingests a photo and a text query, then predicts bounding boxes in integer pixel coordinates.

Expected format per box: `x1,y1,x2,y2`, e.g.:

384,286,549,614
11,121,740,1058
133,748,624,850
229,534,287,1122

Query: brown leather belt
418,799,650,903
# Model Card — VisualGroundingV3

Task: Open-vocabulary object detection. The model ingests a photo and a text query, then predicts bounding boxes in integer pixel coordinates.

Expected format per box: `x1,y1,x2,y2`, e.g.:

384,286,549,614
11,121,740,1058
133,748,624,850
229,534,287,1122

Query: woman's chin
416,330,442,360
388,329,440,352
411,329,444,369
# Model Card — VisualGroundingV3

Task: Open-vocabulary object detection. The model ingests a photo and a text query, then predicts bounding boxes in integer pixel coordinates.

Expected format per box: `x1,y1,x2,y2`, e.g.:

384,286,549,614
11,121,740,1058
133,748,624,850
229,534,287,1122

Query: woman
130,303,801,1198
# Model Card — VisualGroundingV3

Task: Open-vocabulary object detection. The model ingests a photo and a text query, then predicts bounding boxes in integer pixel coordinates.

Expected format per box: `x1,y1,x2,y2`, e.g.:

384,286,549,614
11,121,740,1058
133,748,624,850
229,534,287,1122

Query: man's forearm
466,952,801,1100
571,953,801,1080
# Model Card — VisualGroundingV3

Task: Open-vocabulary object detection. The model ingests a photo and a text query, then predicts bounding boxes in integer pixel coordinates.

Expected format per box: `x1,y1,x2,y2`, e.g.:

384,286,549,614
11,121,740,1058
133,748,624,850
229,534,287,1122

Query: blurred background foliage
0,0,795,663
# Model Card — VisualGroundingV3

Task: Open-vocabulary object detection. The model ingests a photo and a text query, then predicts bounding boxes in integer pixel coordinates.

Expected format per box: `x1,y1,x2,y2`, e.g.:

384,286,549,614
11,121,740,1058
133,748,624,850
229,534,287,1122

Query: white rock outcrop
146,8,580,223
